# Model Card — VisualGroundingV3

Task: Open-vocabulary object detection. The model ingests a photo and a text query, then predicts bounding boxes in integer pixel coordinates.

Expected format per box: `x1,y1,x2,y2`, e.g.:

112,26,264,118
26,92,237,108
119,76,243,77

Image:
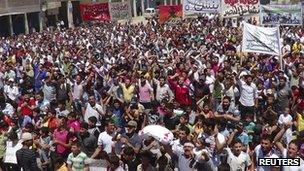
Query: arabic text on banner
242,22,280,56
80,3,110,21
221,0,260,18
109,1,132,21
260,4,302,25
183,0,220,14
159,5,183,24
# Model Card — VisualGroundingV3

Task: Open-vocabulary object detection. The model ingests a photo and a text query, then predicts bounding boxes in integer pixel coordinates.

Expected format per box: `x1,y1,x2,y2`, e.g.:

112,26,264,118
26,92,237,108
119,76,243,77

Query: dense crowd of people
0,14,303,171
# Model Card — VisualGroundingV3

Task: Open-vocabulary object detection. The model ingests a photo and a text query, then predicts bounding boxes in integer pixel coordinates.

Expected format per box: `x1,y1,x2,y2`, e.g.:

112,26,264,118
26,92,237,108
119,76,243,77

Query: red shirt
18,98,36,116
168,78,192,106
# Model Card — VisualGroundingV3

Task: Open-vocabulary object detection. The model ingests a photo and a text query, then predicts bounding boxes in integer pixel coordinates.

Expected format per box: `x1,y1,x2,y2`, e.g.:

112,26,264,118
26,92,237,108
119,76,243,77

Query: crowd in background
0,14,303,171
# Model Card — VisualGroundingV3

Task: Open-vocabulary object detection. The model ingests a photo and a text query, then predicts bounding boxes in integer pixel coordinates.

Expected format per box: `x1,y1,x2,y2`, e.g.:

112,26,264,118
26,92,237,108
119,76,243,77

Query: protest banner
80,3,110,21
242,22,280,56
221,0,260,18
260,4,302,25
183,0,220,15
269,0,301,4
109,1,132,21
159,5,183,24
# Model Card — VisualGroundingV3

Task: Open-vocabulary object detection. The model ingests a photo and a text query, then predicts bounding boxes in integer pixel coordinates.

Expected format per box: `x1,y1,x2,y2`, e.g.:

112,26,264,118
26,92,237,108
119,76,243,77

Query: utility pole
24,13,29,34
39,0,43,32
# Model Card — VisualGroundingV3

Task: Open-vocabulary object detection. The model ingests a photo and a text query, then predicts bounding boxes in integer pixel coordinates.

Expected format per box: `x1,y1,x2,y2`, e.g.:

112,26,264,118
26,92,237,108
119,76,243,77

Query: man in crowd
67,142,89,171
16,132,40,171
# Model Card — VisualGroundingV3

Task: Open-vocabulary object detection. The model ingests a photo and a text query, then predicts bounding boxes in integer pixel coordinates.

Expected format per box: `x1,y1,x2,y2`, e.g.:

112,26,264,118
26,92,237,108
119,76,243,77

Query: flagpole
278,24,283,70
181,0,185,20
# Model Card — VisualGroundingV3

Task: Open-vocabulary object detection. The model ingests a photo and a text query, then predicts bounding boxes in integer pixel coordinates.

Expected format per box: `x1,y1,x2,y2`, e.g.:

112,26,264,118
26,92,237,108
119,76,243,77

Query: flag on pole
242,22,280,56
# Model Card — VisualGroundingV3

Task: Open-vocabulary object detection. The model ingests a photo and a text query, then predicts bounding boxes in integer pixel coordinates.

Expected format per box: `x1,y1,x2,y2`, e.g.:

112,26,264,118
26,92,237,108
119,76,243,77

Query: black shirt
122,157,141,171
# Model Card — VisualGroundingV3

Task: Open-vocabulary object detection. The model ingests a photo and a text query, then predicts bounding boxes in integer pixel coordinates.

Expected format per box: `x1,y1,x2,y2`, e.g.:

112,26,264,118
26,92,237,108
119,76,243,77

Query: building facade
0,0,82,36
0,0,182,37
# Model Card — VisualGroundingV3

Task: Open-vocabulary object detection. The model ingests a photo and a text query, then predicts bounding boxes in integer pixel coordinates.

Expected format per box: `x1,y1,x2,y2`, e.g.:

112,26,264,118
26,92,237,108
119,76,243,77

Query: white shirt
177,154,196,171
107,85,121,100
155,82,174,102
86,158,107,171
4,141,22,164
206,75,215,85
224,86,239,102
55,108,70,117
171,139,184,156
172,142,196,171
2,103,15,117
114,166,125,171
97,131,115,154
282,149,304,171
197,133,225,167
278,114,293,125
4,70,15,80
84,103,104,123
72,82,84,100
254,145,279,171
226,147,252,171
278,114,293,141
239,80,258,107
282,44,291,54
4,85,19,101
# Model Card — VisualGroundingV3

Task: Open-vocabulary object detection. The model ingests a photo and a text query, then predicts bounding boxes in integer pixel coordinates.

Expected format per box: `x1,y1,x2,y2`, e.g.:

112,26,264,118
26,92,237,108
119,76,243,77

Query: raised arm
273,124,290,153
167,73,179,90
215,129,238,154
162,143,174,157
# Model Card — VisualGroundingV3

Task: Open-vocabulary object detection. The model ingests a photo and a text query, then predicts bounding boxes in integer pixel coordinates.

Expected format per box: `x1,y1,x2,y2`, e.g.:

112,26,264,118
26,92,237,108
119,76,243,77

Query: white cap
20,132,32,143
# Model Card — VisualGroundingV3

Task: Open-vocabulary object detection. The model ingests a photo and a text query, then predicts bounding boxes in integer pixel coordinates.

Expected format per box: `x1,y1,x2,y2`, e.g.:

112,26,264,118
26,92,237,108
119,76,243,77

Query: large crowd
0,14,303,171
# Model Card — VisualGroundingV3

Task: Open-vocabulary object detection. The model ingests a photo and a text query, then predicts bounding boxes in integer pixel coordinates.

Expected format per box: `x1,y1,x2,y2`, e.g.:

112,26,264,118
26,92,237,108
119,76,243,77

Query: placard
109,1,132,21
80,3,110,21
260,4,302,25
221,0,260,18
183,0,220,14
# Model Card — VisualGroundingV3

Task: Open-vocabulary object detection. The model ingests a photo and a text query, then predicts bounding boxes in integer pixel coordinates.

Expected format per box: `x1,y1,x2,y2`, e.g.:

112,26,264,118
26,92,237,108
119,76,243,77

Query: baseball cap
20,132,32,143
127,121,137,128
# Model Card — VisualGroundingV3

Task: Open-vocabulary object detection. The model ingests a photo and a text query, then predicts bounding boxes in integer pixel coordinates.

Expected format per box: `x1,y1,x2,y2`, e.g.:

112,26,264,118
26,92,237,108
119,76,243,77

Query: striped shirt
67,151,88,171
16,148,40,171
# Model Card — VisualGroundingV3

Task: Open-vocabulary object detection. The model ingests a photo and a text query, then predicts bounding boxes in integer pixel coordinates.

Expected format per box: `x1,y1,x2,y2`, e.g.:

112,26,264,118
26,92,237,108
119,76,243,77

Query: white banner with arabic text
109,1,132,21
183,0,220,14
242,22,280,56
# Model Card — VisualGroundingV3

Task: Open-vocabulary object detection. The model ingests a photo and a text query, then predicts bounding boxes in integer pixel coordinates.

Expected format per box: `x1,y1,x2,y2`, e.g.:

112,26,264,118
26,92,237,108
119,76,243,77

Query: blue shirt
33,64,46,92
